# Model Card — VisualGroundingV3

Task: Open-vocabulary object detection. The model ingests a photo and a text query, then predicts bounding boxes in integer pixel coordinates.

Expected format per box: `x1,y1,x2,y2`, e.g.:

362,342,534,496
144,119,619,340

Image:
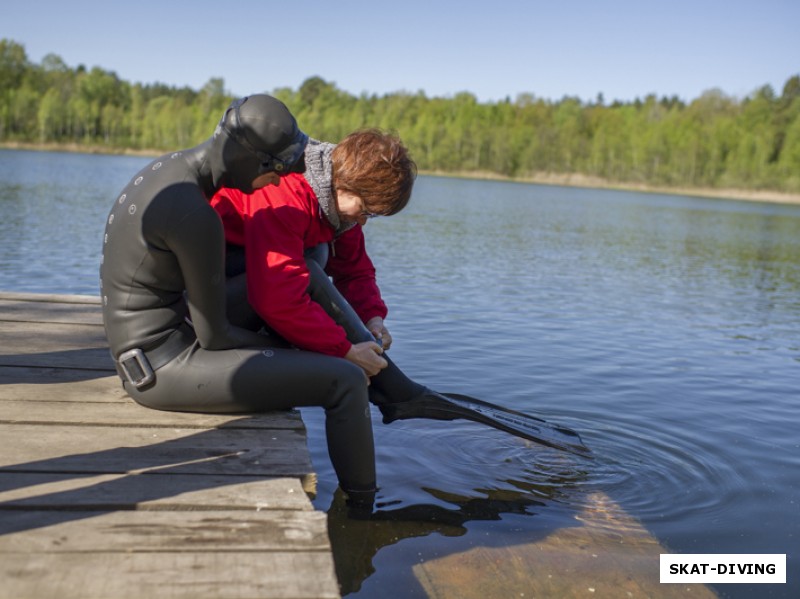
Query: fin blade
439,393,591,457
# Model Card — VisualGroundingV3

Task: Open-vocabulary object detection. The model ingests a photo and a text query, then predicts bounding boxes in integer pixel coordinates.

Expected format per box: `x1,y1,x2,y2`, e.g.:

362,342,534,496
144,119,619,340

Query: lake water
1,148,798,598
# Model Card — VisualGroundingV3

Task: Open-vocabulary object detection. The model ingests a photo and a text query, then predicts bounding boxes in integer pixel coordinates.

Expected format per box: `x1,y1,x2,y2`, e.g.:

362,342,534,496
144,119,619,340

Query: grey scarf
302,138,354,235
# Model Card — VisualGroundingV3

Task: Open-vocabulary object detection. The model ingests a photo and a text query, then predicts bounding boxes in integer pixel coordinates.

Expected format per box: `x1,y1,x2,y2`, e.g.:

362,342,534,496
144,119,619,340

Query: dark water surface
2,149,798,598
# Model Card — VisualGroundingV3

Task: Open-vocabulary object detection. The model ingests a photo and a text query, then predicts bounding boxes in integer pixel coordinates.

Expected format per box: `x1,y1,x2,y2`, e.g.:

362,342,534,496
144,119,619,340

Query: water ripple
308,404,752,533
557,412,749,525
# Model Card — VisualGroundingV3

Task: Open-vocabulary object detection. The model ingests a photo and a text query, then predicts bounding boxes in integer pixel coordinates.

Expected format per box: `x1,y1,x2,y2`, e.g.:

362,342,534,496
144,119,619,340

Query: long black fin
305,251,591,457
380,390,591,458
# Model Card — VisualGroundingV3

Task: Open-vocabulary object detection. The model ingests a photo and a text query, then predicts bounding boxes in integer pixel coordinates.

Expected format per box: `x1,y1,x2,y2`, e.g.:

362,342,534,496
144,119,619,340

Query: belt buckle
118,348,155,389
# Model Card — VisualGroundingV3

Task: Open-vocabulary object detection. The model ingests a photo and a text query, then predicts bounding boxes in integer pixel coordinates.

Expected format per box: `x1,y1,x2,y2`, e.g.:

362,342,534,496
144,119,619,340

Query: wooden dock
1,292,722,599
0,292,340,599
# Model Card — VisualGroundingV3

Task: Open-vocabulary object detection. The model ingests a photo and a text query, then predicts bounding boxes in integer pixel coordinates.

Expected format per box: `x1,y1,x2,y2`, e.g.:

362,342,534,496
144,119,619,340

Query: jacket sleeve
326,225,388,324
243,192,352,357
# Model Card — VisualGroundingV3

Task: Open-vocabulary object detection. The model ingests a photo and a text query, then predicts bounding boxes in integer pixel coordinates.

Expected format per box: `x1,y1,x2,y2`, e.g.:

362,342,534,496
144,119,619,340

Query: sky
3,0,799,104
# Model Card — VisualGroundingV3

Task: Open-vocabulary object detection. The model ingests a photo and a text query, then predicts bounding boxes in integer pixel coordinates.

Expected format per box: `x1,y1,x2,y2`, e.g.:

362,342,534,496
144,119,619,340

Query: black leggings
128,242,421,495
300,245,427,407
124,340,374,493
124,245,376,494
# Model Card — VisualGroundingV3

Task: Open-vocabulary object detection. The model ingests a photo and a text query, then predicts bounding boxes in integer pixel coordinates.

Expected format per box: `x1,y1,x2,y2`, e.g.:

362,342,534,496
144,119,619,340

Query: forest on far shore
1,39,799,194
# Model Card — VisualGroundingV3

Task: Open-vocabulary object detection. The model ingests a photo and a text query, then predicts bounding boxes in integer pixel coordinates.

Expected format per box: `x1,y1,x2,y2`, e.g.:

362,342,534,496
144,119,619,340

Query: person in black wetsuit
100,94,378,506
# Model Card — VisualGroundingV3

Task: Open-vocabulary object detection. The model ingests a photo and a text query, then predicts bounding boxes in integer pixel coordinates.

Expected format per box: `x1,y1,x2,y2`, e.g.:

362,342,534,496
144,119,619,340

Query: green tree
0,40,30,138
2,37,800,194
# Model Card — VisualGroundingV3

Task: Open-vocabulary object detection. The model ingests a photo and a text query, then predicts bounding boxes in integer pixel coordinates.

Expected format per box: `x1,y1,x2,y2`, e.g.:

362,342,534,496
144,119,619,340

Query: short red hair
331,129,417,216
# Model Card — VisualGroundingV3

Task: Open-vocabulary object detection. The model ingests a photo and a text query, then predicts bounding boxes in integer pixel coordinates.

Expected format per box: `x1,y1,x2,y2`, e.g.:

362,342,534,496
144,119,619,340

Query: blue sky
3,0,798,104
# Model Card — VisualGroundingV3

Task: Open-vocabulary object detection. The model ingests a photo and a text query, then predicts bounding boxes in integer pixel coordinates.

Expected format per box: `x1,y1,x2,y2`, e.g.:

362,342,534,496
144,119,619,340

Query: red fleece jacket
210,174,387,357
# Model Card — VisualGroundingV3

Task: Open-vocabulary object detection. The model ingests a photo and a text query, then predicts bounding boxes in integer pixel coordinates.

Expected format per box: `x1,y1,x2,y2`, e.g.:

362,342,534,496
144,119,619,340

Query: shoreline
4,141,800,205
426,169,800,205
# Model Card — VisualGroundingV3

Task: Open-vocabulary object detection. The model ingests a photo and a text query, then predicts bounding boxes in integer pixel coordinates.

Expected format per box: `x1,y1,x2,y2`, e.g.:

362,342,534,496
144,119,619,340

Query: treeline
2,38,799,193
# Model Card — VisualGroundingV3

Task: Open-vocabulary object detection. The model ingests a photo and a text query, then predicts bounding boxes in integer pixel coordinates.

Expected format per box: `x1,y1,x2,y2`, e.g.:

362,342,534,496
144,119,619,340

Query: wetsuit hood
211,94,307,194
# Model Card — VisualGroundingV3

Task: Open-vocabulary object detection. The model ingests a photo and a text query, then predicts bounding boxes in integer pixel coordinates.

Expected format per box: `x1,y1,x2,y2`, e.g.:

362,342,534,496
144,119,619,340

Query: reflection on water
2,151,799,599
315,415,589,596
327,484,549,596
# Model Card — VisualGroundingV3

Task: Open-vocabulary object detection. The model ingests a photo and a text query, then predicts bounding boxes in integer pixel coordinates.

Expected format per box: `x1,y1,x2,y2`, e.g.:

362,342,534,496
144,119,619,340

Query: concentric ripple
551,410,751,525
306,406,749,531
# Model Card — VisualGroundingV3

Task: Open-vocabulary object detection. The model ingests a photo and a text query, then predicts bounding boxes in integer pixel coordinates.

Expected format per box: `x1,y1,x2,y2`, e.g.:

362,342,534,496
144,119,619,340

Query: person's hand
345,341,388,378
366,316,392,350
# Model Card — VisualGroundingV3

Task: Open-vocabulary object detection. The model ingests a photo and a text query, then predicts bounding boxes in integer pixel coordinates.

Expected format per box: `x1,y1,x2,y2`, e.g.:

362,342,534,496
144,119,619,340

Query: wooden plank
0,398,304,429
0,291,100,305
0,321,112,370
0,509,330,552
0,295,103,325
0,472,312,511
0,368,129,402
0,320,108,351
413,491,717,599
0,424,314,478
0,368,304,431
0,552,340,599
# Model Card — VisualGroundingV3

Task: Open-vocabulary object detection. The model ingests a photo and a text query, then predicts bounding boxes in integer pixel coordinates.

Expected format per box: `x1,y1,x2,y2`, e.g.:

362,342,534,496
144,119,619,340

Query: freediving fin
304,250,590,457
379,390,591,458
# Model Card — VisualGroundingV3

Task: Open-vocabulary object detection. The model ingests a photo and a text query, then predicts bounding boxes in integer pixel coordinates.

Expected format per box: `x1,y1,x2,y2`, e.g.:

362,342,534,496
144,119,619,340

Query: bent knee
326,360,370,417
339,358,369,388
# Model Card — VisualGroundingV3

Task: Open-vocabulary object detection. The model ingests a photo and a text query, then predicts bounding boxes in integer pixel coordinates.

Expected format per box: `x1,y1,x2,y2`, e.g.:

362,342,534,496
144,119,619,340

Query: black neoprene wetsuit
99,98,376,495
